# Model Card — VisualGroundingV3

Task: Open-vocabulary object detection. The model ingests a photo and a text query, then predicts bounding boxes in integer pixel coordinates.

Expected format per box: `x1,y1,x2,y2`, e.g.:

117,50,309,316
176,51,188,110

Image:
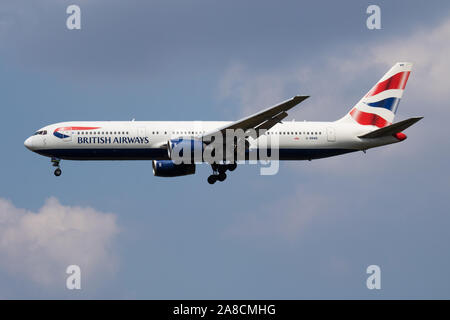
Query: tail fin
337,62,412,128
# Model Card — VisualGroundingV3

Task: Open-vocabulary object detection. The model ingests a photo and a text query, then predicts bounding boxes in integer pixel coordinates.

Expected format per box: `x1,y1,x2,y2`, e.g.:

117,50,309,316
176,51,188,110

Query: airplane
24,62,422,184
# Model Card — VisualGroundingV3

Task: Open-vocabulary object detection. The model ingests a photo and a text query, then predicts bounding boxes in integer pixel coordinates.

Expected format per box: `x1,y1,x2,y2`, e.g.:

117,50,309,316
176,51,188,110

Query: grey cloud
0,1,411,81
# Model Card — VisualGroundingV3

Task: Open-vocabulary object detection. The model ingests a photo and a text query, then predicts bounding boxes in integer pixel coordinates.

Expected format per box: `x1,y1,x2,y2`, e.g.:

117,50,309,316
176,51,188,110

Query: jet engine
167,138,205,162
152,160,195,177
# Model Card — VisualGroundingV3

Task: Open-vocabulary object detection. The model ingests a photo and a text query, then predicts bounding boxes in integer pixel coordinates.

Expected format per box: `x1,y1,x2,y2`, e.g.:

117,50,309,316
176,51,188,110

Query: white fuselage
24,120,401,161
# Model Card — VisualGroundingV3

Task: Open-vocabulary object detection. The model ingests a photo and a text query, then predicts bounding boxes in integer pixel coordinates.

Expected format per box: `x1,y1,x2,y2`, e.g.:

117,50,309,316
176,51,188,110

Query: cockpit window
34,130,47,135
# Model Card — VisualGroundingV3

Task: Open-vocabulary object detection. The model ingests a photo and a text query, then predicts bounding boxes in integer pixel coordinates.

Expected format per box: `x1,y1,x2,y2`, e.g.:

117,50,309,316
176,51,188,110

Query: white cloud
0,197,119,287
218,17,450,118
369,20,450,105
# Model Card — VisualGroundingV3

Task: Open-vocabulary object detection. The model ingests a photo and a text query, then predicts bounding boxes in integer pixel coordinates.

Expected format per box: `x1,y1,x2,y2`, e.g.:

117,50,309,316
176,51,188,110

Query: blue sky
0,0,449,299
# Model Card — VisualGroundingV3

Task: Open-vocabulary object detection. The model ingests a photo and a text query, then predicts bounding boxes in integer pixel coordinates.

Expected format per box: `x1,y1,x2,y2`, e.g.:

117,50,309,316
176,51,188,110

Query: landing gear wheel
207,175,217,184
54,168,62,177
218,166,227,174
218,172,227,182
227,163,237,171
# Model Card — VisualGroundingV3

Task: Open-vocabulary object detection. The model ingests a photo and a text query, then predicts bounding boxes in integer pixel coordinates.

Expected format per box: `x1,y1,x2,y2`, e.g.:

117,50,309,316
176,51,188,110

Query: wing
202,95,309,141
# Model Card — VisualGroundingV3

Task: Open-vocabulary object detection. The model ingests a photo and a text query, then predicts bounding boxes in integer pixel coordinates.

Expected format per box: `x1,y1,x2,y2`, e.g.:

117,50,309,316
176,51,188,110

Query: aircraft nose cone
24,137,33,150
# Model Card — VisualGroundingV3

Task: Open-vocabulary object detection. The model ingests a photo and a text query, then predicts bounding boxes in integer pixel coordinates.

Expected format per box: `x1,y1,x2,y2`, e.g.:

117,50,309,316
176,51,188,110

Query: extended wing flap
256,111,288,131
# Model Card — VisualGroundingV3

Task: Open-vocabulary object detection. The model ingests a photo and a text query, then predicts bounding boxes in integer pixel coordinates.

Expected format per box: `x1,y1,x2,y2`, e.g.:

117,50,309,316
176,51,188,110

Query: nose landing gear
54,168,62,176
51,158,62,177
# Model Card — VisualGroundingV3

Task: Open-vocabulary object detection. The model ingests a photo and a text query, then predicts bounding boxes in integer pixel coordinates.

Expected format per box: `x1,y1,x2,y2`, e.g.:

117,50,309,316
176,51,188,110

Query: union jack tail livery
338,62,412,128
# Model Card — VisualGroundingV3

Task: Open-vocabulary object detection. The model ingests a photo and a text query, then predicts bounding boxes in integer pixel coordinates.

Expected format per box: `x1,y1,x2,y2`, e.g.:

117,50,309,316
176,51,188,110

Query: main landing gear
207,163,237,184
51,157,62,177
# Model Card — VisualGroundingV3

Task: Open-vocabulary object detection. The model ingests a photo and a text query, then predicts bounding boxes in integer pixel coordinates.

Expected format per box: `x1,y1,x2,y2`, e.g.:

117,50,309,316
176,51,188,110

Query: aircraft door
327,127,336,142
138,127,147,145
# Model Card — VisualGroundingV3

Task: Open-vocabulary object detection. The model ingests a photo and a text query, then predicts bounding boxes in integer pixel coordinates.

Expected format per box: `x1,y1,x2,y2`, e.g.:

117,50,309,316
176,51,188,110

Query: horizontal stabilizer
358,117,423,139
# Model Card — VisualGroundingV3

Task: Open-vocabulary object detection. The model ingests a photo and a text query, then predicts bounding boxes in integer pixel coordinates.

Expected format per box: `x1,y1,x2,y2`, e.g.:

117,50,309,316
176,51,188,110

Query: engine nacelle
152,160,195,177
167,138,204,162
